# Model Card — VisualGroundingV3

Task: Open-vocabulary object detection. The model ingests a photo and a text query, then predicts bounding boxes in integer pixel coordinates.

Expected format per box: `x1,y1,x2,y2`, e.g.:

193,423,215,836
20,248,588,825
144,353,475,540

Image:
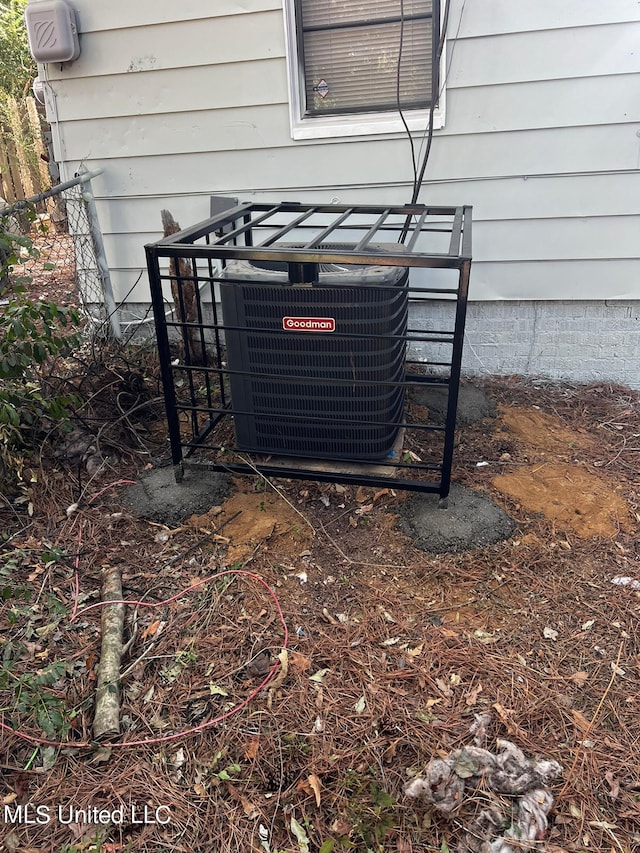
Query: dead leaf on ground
605,770,620,799
382,739,401,762
465,683,483,706
331,818,352,836
473,628,498,644
141,619,163,640
11,773,35,802
568,671,589,686
436,677,452,698
268,649,289,690
354,695,366,714
309,668,329,683
298,773,322,806
587,819,618,830
224,781,260,819
289,652,312,673
307,774,322,806
244,737,260,761
90,747,112,765
571,708,592,734
378,606,396,622
492,702,527,738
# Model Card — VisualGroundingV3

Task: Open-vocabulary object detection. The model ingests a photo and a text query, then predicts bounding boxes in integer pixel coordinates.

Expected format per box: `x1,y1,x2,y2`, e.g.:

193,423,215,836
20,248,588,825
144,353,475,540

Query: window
283,0,444,140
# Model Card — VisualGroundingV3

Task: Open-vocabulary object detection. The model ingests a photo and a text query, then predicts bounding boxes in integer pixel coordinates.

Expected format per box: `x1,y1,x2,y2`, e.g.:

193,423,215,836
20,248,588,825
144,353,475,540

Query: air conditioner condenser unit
219,244,409,461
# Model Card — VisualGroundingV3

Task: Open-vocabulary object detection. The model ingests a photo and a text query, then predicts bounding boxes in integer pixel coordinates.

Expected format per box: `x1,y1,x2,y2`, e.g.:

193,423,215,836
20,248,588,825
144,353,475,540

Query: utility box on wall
25,0,80,64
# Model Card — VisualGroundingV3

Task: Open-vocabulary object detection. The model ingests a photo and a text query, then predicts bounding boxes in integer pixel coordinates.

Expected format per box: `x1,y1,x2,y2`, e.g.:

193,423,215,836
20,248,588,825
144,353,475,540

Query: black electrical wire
396,0,452,216
397,0,418,192
410,0,451,204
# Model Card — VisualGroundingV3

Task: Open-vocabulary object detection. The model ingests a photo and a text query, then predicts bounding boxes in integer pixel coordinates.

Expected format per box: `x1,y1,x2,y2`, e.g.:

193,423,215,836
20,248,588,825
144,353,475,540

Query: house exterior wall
409,300,640,389
42,0,640,385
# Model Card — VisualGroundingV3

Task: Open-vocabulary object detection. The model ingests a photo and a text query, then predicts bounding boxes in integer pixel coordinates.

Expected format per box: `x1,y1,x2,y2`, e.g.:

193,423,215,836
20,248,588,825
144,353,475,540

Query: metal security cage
145,202,472,501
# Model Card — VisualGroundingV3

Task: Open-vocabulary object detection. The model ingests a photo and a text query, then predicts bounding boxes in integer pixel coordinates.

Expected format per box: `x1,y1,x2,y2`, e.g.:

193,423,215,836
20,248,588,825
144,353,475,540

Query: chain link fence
1,169,121,340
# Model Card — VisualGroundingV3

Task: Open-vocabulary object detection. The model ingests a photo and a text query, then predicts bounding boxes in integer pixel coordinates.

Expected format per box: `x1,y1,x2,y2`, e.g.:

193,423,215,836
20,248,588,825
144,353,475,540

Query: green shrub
0,216,80,495
0,0,35,99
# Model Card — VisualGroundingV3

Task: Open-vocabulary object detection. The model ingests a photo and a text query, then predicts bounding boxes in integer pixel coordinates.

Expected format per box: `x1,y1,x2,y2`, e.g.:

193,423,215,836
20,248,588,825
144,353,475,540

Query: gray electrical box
25,0,80,64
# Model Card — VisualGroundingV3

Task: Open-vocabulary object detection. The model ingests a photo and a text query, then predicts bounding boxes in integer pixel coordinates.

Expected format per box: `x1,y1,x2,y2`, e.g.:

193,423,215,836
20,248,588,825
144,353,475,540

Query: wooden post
0,140,14,202
25,97,51,197
0,130,20,204
6,97,35,199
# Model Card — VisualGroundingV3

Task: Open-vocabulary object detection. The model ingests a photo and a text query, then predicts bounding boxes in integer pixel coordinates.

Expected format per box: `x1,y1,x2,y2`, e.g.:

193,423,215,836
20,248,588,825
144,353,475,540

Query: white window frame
282,0,447,141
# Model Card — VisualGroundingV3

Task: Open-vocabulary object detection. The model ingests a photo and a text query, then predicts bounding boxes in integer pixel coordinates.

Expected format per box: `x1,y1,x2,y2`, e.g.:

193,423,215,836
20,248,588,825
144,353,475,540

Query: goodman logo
283,316,335,332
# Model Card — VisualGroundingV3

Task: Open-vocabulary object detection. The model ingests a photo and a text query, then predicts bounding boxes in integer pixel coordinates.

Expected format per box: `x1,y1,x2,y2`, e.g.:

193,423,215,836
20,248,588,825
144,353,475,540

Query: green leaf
10,234,32,249
415,710,435,724
370,784,394,808
1,403,20,426
290,817,310,853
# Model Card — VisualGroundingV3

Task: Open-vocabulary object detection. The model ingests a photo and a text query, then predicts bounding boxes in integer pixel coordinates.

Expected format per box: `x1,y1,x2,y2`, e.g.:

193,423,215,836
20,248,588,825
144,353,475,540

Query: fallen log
93,565,125,740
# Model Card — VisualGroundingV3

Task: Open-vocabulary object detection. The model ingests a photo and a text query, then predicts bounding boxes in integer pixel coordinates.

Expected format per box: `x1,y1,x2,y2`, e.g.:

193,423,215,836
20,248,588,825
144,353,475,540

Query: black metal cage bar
145,201,472,500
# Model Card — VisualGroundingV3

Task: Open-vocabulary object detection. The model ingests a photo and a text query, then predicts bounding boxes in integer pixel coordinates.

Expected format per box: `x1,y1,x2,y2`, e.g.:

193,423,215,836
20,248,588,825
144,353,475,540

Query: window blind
297,0,436,117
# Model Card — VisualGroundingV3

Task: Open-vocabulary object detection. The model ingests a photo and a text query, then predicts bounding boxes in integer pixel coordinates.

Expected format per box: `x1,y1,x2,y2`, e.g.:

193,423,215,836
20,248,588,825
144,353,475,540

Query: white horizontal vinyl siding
53,73,637,153
45,10,285,80
76,0,282,33
50,60,288,121
44,1,640,304
456,0,640,38
446,21,640,87
76,0,640,37
97,172,640,229
75,123,637,193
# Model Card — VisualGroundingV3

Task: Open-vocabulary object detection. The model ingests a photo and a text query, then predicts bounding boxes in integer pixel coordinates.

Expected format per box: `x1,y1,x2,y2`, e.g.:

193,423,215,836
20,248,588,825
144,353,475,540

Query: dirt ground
19,230,78,310
1,375,640,853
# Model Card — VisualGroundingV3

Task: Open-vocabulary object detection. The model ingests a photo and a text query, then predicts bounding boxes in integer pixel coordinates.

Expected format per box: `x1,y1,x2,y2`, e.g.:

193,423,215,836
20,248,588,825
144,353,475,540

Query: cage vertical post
146,245,185,479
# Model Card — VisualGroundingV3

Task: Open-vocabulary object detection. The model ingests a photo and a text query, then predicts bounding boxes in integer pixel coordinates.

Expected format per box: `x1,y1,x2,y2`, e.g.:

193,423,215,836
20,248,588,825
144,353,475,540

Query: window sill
290,108,444,141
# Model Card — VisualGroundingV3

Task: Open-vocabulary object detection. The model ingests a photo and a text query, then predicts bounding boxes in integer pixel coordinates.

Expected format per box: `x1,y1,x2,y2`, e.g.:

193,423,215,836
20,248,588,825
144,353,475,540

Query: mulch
1,373,639,853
